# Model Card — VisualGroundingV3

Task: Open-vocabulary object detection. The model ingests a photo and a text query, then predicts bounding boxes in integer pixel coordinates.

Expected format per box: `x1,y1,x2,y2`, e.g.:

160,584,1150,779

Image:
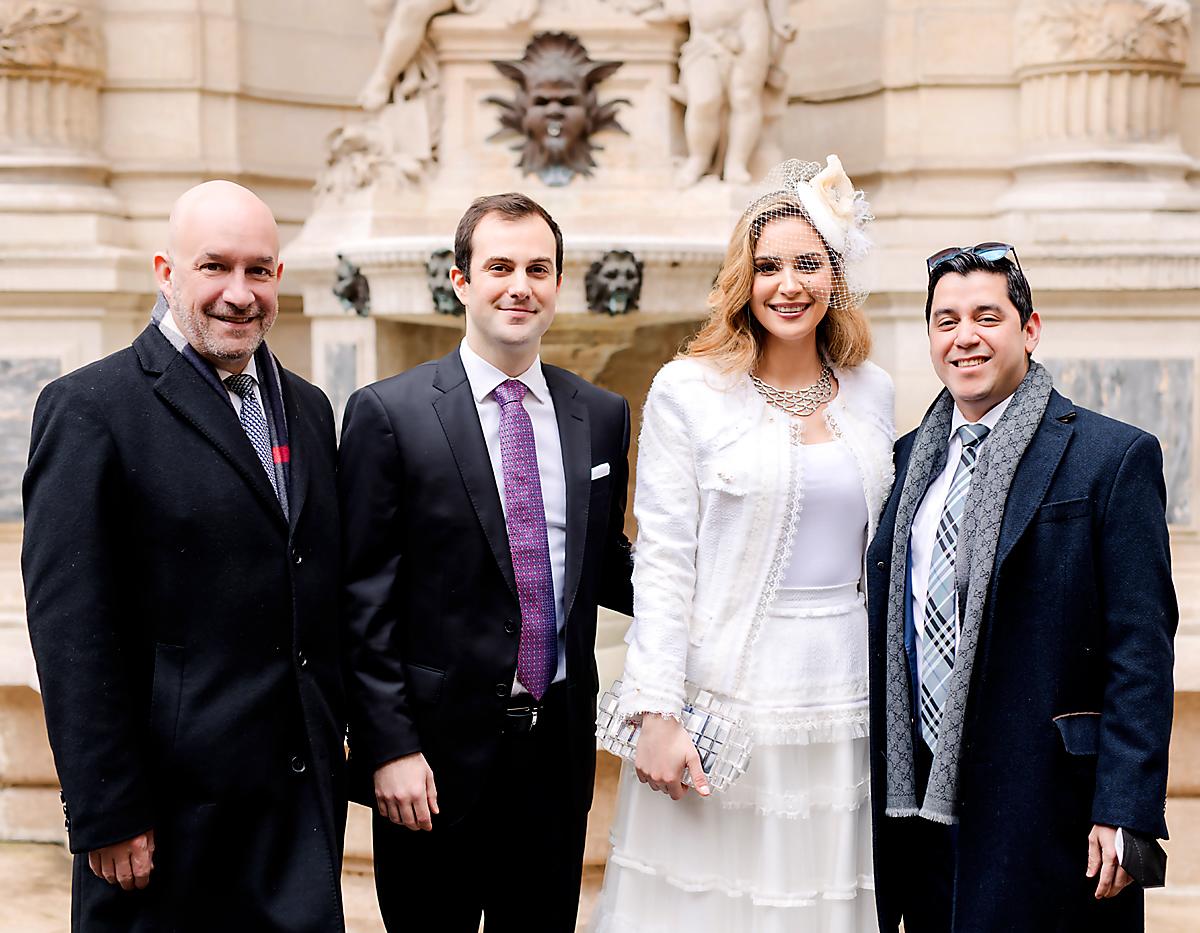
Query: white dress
591,390,884,933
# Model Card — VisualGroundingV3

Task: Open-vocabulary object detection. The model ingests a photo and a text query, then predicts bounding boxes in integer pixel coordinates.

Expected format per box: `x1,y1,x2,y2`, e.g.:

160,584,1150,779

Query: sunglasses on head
926,242,1023,275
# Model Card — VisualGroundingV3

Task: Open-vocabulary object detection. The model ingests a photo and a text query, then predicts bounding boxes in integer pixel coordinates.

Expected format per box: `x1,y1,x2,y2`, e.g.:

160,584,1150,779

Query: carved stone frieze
0,2,103,155
317,91,440,198
0,2,101,76
1013,0,1192,154
1016,0,1191,72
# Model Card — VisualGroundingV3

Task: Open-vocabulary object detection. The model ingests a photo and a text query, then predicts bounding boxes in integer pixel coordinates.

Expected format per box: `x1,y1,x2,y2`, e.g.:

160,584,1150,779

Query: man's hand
374,752,439,831
88,830,155,891
1087,824,1134,899
634,714,711,801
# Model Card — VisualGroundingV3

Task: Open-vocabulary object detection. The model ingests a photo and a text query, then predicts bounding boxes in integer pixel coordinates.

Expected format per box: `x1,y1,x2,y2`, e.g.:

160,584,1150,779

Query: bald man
22,181,347,931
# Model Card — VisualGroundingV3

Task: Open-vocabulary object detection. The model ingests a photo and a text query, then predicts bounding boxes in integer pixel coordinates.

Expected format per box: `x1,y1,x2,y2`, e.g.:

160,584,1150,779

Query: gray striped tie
919,422,990,749
225,373,281,502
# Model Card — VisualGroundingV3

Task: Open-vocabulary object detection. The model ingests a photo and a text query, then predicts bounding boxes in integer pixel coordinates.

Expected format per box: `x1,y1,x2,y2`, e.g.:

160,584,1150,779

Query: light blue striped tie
919,423,990,749
225,373,281,502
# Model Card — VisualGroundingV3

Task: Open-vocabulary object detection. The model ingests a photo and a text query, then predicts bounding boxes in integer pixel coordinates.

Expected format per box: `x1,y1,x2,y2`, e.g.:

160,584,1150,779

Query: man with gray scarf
866,245,1176,932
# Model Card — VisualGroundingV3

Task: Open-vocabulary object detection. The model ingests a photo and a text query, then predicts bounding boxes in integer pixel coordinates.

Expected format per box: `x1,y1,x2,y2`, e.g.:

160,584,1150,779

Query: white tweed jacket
618,356,896,719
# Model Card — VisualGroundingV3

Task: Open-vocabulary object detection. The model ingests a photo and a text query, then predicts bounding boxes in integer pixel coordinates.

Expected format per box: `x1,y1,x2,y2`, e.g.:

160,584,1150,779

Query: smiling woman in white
591,158,894,933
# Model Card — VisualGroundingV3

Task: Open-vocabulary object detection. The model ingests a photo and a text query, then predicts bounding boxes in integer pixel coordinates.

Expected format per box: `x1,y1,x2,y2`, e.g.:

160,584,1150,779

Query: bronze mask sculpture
333,253,371,317
487,32,628,187
426,248,463,315
586,249,644,315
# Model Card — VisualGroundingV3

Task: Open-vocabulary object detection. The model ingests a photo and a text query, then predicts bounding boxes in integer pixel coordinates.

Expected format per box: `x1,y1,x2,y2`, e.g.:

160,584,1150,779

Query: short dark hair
925,252,1034,325
453,192,563,283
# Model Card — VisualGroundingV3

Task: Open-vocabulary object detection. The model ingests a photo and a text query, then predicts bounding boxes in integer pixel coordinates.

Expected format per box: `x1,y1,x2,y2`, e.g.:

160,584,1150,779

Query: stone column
0,0,115,218
1003,0,1195,212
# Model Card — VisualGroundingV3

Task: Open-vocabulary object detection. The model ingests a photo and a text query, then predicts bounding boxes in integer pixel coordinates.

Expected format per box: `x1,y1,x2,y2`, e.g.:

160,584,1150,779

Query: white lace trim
715,784,869,820
744,707,869,746
732,418,804,692
617,684,686,722
606,850,874,907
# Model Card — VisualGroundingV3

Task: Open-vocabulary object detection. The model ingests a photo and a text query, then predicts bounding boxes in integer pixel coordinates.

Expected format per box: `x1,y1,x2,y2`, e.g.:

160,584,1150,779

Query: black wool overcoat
22,325,347,932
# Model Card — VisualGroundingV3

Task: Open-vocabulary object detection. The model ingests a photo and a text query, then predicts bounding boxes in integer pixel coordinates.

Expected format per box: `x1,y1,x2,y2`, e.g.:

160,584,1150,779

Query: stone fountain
286,0,801,425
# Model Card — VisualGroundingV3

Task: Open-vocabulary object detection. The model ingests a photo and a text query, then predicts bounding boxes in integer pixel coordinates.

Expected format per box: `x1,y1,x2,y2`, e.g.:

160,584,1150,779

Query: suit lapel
546,366,590,627
993,392,1075,570
280,369,310,534
139,327,287,527
432,350,519,602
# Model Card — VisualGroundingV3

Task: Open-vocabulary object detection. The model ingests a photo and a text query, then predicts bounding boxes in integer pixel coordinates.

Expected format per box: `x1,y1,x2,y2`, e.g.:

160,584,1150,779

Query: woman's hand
634,714,712,800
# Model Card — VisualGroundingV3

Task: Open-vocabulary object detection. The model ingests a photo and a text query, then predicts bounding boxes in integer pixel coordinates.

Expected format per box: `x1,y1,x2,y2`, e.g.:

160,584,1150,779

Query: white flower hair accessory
744,155,875,309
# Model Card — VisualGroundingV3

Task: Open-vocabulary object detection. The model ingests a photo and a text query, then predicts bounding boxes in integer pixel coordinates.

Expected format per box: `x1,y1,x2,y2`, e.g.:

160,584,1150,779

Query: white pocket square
591,462,611,480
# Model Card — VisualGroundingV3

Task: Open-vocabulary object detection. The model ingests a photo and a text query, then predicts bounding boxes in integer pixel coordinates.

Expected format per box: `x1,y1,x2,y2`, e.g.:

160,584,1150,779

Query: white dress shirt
909,394,1013,669
458,338,568,692
160,307,262,411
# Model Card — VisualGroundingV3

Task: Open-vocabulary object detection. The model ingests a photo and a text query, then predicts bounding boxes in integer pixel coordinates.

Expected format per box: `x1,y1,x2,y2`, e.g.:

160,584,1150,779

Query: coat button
495,683,508,698
504,620,517,635
297,652,308,668
876,561,885,570
292,550,303,566
290,756,306,773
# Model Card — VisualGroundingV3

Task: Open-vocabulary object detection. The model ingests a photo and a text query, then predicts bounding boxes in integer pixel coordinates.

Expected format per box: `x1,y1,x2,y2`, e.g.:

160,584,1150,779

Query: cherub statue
615,0,794,186
358,0,541,111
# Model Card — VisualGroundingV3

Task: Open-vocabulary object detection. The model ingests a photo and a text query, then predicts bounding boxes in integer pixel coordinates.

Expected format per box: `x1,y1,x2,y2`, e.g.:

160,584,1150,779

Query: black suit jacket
22,325,346,860
866,389,1177,932
339,347,633,822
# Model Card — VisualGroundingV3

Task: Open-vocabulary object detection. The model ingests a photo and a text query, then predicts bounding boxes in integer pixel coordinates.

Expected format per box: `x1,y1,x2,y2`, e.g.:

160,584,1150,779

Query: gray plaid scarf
884,360,1053,823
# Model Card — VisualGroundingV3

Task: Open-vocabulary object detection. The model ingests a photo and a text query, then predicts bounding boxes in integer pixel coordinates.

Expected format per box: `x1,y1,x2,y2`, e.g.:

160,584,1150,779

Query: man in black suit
22,181,346,932
866,245,1176,932
339,192,634,932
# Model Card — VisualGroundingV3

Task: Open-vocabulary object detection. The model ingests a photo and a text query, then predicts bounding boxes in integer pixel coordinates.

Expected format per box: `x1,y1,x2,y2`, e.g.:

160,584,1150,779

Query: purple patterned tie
494,379,557,699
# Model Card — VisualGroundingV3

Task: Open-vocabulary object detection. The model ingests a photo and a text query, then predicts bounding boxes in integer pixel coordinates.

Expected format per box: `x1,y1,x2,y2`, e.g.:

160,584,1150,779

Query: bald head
166,180,279,260
154,180,283,373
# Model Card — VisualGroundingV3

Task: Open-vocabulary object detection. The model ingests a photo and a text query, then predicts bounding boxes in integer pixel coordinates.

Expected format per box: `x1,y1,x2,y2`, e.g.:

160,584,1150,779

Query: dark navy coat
867,389,1176,932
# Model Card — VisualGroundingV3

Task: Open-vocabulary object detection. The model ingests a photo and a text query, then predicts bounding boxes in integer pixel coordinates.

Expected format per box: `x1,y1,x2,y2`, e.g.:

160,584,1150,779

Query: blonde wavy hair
683,194,872,373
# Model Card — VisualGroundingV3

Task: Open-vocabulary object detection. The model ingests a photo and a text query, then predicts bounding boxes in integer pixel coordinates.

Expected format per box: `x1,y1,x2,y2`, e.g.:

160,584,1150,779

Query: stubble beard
171,287,270,363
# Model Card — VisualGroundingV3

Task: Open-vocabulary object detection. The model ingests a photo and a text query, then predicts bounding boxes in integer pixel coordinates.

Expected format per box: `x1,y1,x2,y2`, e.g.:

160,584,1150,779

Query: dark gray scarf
883,361,1053,823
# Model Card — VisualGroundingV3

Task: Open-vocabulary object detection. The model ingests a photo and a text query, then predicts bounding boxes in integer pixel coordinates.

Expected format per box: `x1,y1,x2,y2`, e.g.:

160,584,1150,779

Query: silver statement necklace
750,364,834,417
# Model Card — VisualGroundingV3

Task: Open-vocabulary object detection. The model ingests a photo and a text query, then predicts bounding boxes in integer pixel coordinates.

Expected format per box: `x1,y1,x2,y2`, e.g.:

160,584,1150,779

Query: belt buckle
506,701,540,735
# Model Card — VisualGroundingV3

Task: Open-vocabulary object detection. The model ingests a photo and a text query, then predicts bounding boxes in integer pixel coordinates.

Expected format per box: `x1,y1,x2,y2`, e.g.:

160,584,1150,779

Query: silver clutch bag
595,679,752,792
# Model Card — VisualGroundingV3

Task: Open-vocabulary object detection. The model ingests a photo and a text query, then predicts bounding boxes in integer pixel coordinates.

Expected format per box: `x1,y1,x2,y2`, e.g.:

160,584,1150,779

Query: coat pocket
1036,497,1090,524
148,643,186,764
1052,711,1100,756
404,662,445,706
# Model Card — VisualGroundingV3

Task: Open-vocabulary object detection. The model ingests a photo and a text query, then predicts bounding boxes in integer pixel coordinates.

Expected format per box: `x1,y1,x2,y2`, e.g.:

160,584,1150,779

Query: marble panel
1043,358,1192,525
324,343,358,435
0,360,60,523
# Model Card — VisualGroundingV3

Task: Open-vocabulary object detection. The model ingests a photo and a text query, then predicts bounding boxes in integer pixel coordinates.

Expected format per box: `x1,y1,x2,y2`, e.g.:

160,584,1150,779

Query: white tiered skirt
590,584,877,933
